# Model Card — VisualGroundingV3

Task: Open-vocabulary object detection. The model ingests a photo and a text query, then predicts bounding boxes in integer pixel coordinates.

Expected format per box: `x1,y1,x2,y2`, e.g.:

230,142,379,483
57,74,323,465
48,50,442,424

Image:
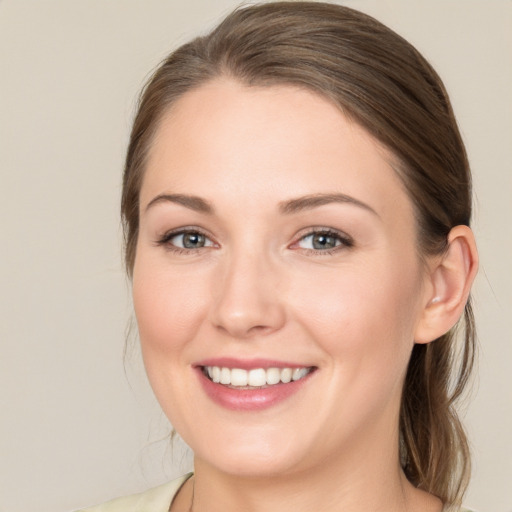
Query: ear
414,225,478,344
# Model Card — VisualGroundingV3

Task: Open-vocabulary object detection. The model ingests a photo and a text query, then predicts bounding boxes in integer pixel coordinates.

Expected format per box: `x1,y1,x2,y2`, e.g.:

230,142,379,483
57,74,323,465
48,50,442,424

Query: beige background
0,1,510,511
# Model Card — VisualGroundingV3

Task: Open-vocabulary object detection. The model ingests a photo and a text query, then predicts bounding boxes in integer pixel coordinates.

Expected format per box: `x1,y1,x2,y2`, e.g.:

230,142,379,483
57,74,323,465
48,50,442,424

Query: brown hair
122,2,475,508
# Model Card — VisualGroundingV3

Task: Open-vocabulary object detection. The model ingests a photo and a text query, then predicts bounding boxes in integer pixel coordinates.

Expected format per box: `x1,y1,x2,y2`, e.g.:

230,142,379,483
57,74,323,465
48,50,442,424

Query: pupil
313,234,336,250
183,233,204,248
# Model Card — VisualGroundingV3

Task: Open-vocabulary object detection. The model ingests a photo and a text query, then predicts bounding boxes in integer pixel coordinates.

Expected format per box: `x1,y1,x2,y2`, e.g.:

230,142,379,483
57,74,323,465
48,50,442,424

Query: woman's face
133,79,432,477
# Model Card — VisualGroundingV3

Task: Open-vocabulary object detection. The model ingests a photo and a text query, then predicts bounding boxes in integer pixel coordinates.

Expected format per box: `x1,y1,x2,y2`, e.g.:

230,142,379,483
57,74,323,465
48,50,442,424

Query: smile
202,366,312,388
195,359,317,410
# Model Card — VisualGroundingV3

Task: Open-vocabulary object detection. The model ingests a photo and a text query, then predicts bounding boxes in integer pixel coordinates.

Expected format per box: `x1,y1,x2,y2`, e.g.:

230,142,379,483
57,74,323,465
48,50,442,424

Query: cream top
77,474,191,512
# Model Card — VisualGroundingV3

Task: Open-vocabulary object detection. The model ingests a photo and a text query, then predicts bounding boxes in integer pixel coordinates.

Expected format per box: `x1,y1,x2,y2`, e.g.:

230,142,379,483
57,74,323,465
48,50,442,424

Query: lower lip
195,368,314,411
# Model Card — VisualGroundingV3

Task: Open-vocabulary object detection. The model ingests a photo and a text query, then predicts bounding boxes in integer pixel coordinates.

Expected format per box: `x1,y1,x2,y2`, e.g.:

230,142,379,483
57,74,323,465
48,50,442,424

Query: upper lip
194,358,314,370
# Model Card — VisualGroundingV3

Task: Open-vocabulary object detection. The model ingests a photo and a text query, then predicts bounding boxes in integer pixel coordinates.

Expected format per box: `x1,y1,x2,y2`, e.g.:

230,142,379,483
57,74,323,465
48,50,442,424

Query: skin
132,79,457,512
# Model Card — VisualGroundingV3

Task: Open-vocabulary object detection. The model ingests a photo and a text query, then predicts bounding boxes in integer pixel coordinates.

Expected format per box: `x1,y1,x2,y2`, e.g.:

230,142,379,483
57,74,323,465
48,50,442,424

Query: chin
187,423,313,478
198,451,307,479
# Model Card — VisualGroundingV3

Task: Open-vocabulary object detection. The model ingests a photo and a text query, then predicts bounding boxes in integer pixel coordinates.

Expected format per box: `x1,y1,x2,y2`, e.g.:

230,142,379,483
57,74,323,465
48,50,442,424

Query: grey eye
298,233,341,250
171,231,213,249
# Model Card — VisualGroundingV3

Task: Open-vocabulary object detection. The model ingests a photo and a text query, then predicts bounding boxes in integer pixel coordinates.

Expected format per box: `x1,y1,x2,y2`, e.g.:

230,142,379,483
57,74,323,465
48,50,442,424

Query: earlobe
415,225,478,344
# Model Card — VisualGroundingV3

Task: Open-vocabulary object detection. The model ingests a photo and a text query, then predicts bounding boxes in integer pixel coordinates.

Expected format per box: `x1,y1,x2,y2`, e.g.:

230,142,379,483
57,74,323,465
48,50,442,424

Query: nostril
210,261,286,338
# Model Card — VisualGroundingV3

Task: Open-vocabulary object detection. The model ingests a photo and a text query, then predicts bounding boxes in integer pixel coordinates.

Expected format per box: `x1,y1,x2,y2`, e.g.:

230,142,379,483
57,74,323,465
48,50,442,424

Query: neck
192,464,403,512
188,428,442,512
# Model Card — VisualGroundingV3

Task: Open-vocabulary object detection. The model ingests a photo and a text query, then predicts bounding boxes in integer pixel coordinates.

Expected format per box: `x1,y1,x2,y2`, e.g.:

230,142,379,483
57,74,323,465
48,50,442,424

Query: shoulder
76,473,192,512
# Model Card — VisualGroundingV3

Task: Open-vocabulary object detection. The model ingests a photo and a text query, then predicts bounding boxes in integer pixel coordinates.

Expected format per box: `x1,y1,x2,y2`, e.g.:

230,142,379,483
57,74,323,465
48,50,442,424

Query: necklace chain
188,476,195,512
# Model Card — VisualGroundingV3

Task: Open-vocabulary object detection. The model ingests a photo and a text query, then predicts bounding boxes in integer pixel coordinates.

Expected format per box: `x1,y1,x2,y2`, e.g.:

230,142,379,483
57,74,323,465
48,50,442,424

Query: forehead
141,78,412,223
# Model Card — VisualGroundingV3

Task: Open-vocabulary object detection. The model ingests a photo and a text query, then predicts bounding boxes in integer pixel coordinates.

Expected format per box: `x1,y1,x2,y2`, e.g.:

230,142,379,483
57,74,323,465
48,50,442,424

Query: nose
210,250,286,339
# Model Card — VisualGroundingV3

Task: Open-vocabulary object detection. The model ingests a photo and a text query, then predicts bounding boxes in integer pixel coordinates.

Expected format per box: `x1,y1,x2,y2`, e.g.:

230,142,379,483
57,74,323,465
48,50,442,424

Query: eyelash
155,227,354,256
155,227,216,255
291,228,354,256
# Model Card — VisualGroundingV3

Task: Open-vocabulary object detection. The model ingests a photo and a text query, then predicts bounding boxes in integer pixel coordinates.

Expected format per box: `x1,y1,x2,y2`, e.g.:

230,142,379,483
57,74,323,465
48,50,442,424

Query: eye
171,231,211,249
157,228,216,252
294,229,353,253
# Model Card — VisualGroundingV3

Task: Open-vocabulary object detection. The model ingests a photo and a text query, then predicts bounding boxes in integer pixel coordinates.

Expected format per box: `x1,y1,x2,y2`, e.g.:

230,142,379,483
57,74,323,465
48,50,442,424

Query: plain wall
0,1,510,511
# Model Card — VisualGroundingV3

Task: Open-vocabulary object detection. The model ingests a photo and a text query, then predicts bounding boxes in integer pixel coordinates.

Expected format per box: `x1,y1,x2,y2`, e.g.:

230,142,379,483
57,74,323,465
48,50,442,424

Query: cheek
132,256,209,361
131,256,213,427
289,257,422,368
289,259,424,435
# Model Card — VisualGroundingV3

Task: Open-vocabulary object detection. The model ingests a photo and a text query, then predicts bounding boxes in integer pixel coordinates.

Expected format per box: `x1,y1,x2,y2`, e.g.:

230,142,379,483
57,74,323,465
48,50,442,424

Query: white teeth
266,367,281,385
292,368,309,381
203,366,312,387
220,367,231,385
281,368,292,383
248,368,267,387
231,368,248,387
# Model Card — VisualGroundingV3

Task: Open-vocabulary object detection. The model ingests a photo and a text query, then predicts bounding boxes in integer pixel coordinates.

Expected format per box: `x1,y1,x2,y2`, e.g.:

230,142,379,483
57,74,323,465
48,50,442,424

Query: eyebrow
279,193,378,216
145,193,214,214
144,192,378,217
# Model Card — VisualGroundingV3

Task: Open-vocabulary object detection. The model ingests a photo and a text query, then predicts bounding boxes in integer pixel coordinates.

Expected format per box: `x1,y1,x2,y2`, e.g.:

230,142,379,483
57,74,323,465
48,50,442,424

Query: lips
195,359,316,410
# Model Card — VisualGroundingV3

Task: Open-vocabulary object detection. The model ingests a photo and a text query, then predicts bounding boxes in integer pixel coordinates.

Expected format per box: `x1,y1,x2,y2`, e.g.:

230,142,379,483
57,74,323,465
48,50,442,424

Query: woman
81,2,478,511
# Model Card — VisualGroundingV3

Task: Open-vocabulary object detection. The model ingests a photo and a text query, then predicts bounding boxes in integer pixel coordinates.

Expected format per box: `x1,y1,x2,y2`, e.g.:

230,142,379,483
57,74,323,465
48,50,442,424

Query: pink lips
194,358,315,411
